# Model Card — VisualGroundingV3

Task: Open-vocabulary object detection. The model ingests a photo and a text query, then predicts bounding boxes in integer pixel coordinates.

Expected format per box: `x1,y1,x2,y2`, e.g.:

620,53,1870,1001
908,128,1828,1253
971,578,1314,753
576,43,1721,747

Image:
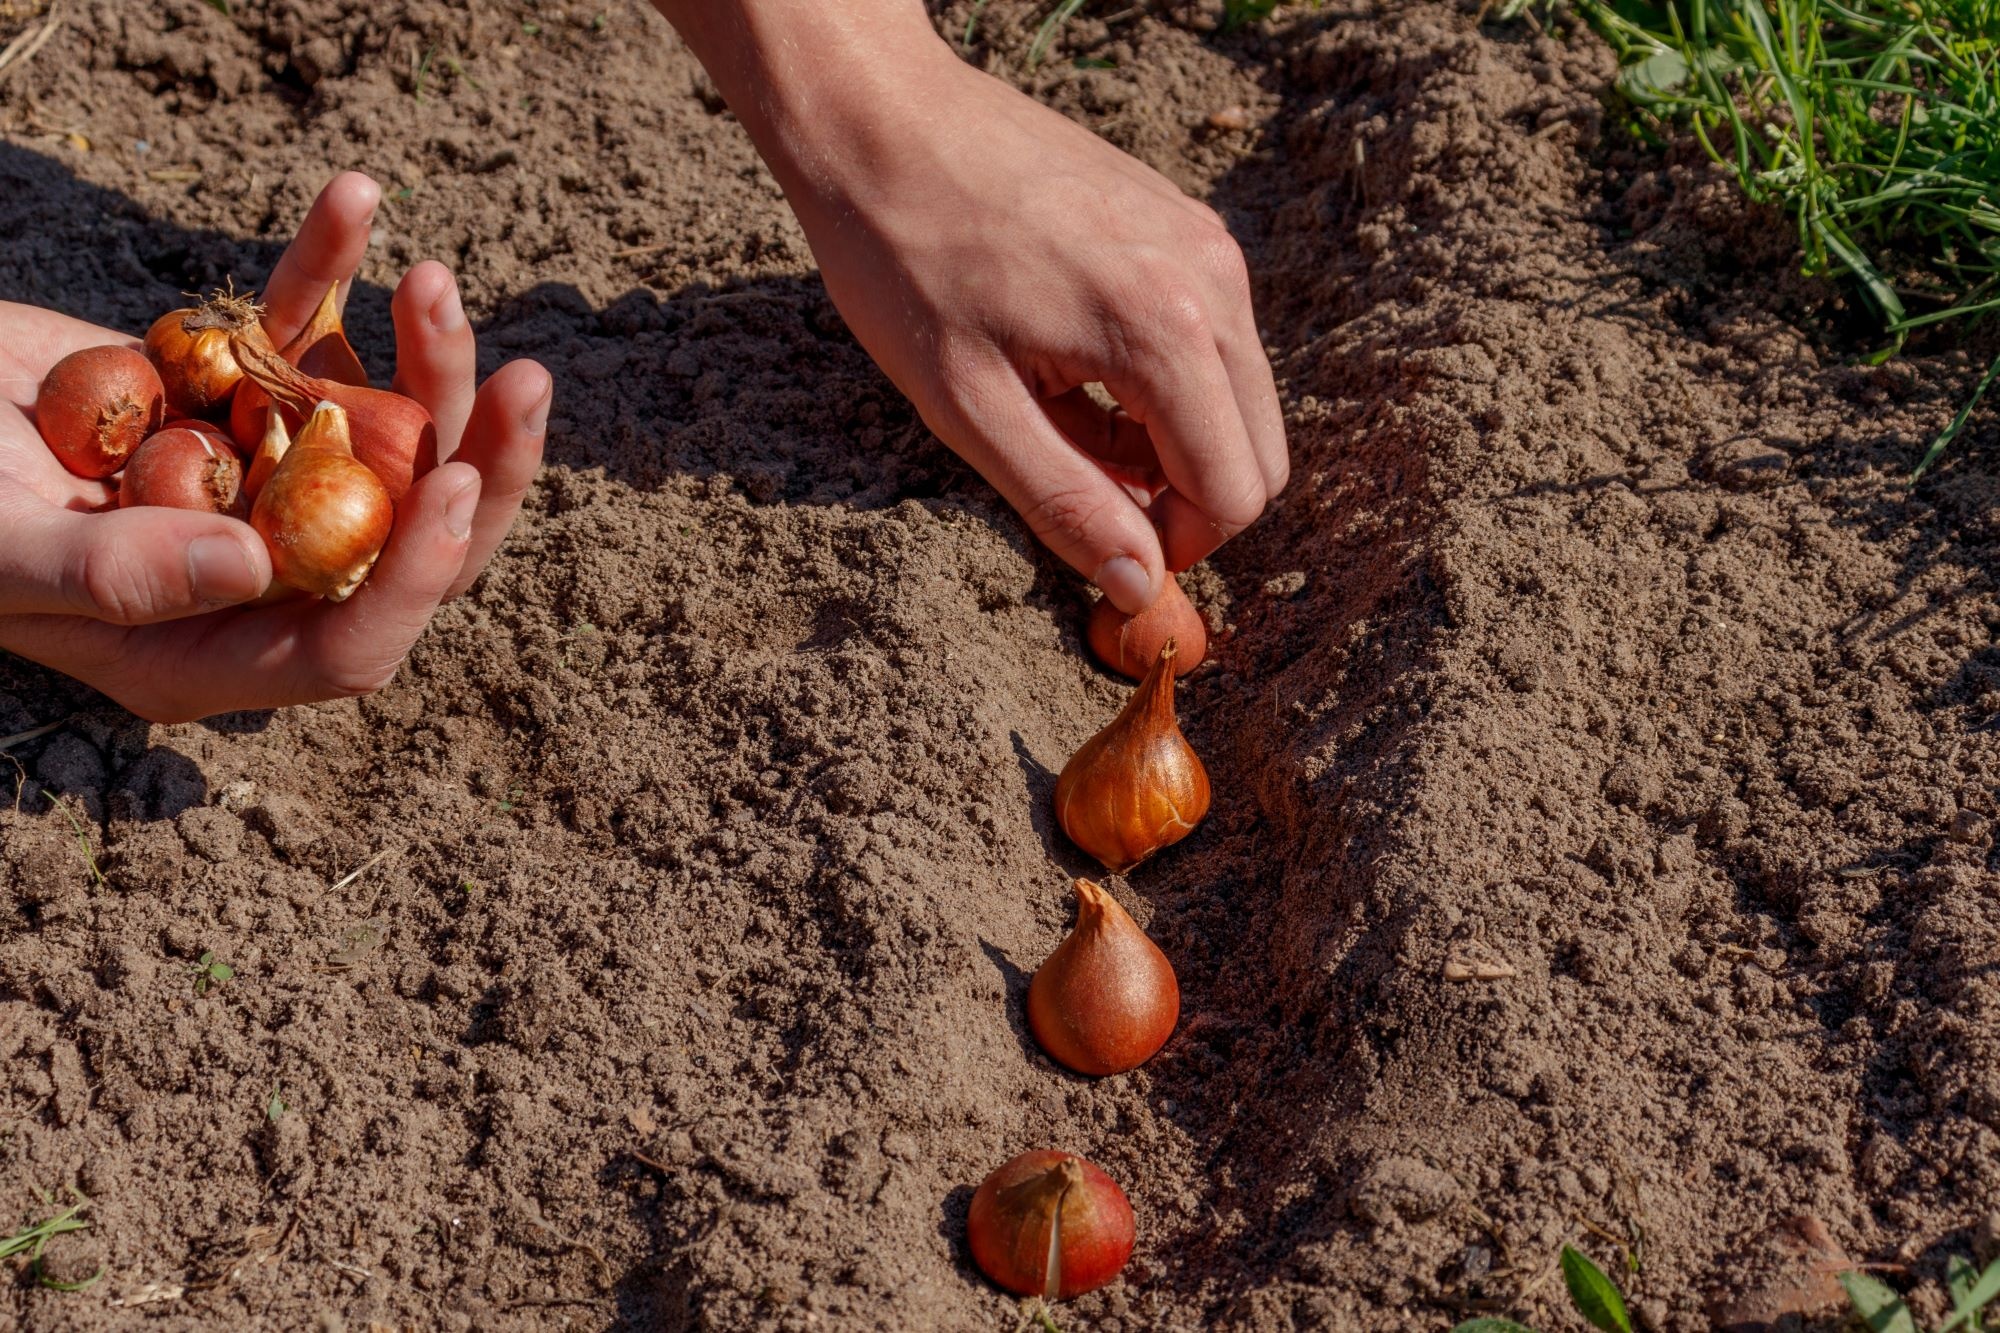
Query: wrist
653,1,961,213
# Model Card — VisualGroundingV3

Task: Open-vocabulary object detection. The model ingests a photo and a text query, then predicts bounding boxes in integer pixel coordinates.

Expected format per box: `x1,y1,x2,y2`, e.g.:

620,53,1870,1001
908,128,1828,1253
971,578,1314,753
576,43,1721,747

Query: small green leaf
1842,1272,1918,1333
1561,1246,1634,1333
197,951,214,967
267,1090,286,1122
1451,1321,1541,1333
1222,0,1280,27
1621,48,1691,102
210,962,234,981
1941,1254,2000,1333
1948,1254,1977,1308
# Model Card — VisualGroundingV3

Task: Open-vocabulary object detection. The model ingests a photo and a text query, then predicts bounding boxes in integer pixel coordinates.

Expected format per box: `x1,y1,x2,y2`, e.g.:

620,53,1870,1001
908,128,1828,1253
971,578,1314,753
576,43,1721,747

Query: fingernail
187,534,260,605
523,383,552,436
1093,556,1154,615
428,280,466,335
445,476,480,541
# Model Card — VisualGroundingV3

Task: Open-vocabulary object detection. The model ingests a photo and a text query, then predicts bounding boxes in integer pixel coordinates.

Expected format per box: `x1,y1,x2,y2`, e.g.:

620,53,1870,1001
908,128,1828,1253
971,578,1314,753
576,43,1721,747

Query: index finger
259,172,382,347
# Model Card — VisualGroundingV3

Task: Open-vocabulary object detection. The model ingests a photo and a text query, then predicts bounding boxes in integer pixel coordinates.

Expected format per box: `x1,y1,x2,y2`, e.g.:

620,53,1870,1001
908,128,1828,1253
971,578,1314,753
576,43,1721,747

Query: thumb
6,507,270,624
947,386,1168,615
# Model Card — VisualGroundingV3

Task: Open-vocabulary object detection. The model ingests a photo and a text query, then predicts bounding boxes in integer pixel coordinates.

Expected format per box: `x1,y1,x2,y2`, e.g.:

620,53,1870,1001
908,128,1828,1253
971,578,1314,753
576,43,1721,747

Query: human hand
0,172,552,723
662,5,1287,613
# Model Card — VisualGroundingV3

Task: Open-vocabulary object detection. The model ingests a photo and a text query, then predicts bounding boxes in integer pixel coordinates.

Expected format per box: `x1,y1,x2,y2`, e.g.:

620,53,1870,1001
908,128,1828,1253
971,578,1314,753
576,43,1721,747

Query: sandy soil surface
3,1,1999,1329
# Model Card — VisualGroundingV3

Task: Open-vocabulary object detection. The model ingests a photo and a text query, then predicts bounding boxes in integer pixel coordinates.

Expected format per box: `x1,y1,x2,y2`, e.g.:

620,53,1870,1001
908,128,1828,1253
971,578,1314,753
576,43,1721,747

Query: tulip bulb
144,287,263,418
1055,641,1210,873
1087,579,1207,680
243,404,292,504
35,345,165,479
966,1151,1134,1302
119,428,247,517
230,282,368,449
232,329,434,501
250,400,392,601
1028,878,1179,1075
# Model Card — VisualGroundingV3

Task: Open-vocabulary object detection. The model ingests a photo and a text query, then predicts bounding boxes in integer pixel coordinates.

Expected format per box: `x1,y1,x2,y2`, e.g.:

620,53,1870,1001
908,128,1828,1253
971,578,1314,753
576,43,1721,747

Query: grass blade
1940,1254,2000,1332
1913,344,2000,476
1028,0,1090,66
1843,1272,1919,1333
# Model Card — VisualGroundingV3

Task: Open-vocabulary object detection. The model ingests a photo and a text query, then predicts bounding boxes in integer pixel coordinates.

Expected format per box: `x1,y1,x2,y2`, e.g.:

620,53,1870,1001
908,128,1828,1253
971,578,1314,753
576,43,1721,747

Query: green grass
1515,0,2000,473
41,791,103,888
1008,0,1287,63
1,1193,101,1292
1452,1241,2000,1333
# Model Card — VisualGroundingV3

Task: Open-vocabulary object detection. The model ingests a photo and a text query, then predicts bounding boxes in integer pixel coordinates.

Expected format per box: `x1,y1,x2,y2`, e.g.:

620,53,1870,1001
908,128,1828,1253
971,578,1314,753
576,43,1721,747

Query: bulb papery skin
294,283,370,387
1087,579,1206,680
966,1151,1135,1302
1028,878,1179,1075
232,331,432,501
119,429,248,517
250,400,392,602
144,291,261,419
161,418,240,452
243,408,292,504
36,346,166,479
1055,641,1211,873
232,283,370,450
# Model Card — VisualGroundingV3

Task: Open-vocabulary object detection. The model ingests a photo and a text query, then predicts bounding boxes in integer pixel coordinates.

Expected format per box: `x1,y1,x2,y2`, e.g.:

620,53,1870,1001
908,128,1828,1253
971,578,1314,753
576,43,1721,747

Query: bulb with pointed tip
966,1151,1134,1302
231,282,369,450
250,400,392,601
1029,878,1179,1075
1055,641,1210,873
232,324,433,501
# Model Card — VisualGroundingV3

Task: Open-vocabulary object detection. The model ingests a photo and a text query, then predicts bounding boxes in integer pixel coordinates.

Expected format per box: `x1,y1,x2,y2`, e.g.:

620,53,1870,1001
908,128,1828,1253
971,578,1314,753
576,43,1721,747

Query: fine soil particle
3,2,1999,1330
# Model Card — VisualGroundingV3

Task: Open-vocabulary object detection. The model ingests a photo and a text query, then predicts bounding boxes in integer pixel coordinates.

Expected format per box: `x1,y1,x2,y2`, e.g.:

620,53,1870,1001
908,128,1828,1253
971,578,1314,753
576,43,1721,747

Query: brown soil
3,1,1999,1330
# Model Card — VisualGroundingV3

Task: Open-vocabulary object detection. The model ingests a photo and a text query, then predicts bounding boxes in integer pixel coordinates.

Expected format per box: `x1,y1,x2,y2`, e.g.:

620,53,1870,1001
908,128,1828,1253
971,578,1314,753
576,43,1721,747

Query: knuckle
1147,285,1212,350
74,543,159,626
1198,230,1253,297
1196,475,1269,534
1185,199,1226,230
324,659,400,700
1023,484,1116,554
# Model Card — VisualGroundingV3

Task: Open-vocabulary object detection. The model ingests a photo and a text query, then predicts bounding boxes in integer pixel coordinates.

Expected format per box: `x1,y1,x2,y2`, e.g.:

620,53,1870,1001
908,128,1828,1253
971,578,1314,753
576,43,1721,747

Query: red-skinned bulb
1087,579,1207,679
119,428,247,516
231,323,432,501
230,282,368,449
36,345,165,479
1028,878,1179,1076
966,1151,1134,1302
